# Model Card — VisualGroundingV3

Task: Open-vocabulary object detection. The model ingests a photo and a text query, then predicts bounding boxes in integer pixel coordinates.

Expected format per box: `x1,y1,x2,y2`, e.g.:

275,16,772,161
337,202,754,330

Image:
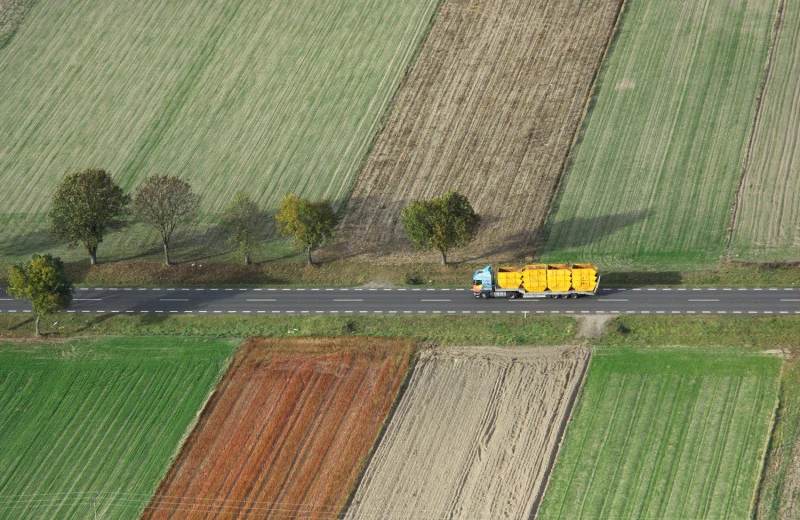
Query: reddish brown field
141,337,414,520
337,0,623,260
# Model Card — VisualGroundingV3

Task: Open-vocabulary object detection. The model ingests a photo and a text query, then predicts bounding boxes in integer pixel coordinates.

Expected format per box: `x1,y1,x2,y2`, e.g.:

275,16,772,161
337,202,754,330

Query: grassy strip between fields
0,336,237,520
755,349,800,520
537,347,782,519
0,314,576,345
1,258,798,289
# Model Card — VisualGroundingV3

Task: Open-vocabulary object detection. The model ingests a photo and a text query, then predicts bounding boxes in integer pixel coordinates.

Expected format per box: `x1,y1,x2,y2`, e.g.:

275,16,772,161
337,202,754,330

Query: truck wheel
570,293,578,299
508,292,518,299
480,292,489,299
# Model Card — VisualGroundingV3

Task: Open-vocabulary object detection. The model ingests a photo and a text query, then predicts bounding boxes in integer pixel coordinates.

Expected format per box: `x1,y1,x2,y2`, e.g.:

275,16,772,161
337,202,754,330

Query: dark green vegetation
538,347,781,519
7,254,73,336
401,190,481,265
541,0,777,269
0,337,236,519
49,169,130,266
275,194,339,265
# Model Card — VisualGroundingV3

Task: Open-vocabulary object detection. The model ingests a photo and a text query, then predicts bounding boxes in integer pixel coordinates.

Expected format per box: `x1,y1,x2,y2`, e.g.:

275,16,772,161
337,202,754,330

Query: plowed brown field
344,346,590,519
338,0,623,259
141,337,413,520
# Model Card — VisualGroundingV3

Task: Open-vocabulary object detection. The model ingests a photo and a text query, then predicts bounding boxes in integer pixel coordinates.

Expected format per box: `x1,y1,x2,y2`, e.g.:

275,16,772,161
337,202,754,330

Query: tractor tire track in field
343,346,590,520
337,0,623,259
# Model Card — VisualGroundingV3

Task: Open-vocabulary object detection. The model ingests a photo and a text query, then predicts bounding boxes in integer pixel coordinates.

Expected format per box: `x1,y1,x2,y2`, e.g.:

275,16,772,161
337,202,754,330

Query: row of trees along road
47,169,482,268
46,168,343,266
9,177,480,336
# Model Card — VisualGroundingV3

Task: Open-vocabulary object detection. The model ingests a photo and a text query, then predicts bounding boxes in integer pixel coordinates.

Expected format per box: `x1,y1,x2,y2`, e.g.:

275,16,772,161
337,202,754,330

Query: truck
472,263,600,299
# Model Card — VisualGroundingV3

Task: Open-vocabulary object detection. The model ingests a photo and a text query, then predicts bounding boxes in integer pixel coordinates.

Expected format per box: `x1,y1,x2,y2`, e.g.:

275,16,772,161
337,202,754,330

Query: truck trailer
472,263,600,298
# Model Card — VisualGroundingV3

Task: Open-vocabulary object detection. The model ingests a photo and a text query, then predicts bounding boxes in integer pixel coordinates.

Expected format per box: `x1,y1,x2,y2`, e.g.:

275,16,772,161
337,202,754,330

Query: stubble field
0,337,236,519
539,0,777,269
142,337,413,520
537,348,780,520
344,346,590,519
337,0,623,258
730,0,800,262
0,0,439,262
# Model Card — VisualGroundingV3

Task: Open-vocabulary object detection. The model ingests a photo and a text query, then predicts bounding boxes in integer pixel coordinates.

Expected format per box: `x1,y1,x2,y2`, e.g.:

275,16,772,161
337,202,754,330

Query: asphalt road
2,286,799,316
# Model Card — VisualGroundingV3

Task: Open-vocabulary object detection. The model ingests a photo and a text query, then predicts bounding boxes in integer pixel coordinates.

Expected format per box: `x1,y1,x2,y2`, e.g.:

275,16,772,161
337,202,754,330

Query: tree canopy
275,194,338,265
7,254,73,336
49,168,130,265
133,175,199,265
221,191,263,265
401,190,481,264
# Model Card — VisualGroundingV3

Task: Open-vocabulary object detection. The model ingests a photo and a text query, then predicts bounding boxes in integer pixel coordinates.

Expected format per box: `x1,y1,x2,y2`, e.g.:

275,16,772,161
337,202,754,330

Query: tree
221,191,263,265
401,190,481,265
49,168,130,265
275,194,339,265
7,254,73,337
133,175,199,265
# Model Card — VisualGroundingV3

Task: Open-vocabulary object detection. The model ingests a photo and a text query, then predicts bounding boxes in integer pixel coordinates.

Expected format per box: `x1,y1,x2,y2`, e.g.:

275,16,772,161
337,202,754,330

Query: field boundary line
752,366,784,517
338,344,418,517
525,347,591,518
534,0,627,255
725,0,787,257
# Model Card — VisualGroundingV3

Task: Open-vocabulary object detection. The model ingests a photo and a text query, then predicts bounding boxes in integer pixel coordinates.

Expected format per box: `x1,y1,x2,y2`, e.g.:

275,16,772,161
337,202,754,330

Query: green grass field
539,0,777,269
0,0,439,263
730,0,800,263
538,348,780,519
0,337,236,519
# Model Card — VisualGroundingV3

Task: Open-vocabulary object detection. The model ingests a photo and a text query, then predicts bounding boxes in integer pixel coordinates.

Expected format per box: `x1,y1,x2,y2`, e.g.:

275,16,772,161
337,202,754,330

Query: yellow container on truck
522,264,548,292
497,266,523,289
546,264,572,292
571,263,598,292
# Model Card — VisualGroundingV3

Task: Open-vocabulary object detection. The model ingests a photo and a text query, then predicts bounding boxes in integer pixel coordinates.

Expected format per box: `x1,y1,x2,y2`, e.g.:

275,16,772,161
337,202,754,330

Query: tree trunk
163,240,171,266
35,315,40,337
89,247,97,266
245,253,251,266
306,246,313,265
440,249,447,265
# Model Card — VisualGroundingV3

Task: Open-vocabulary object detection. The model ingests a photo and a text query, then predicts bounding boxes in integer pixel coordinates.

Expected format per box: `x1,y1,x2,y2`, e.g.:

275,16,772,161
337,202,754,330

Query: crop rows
0,338,235,520
538,348,780,519
540,0,777,269
345,346,590,519
730,0,800,262
0,0,439,261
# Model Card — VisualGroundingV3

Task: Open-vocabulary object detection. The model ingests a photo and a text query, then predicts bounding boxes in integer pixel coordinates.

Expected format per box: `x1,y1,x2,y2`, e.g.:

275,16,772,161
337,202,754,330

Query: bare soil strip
142,337,413,520
343,346,590,519
337,0,623,259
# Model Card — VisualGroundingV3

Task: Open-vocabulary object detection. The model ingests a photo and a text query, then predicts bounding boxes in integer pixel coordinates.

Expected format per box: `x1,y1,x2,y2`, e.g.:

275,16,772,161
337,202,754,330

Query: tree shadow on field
538,209,651,252
0,228,57,259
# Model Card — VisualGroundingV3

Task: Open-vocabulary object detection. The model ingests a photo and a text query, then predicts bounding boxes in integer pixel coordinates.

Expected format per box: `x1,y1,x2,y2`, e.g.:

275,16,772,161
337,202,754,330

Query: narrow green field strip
540,0,777,269
731,0,800,261
537,348,780,520
0,0,440,262
0,337,236,519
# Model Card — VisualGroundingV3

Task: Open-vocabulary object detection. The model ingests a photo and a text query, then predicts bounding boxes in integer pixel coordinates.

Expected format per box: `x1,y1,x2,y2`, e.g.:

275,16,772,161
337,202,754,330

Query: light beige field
338,0,622,258
344,346,590,519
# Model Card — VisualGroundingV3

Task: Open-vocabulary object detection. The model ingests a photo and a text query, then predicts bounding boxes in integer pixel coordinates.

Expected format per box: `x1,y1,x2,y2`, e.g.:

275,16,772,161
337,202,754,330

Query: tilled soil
142,337,413,520
344,345,590,519
337,0,623,258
